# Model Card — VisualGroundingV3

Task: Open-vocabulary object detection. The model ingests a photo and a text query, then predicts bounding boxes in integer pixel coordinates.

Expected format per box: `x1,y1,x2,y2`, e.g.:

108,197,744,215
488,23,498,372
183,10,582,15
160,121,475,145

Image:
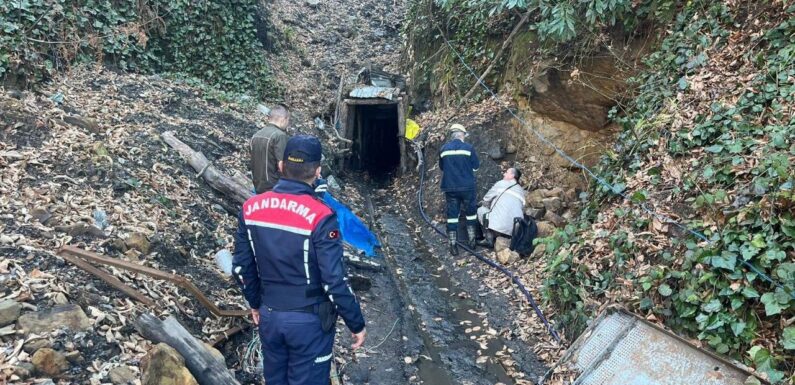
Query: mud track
337,185,548,384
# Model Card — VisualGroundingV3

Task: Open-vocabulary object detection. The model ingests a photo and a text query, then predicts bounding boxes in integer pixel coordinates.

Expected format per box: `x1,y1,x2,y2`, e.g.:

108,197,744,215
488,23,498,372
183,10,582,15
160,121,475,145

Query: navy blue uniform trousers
260,307,335,385
445,190,477,232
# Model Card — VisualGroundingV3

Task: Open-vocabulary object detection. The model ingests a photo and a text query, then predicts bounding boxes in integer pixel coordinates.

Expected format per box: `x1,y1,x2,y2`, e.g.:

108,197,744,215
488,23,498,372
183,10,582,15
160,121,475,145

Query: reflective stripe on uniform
246,229,256,257
324,284,335,303
315,352,333,363
245,219,311,235
440,150,472,157
303,239,310,285
447,218,459,223
466,215,477,221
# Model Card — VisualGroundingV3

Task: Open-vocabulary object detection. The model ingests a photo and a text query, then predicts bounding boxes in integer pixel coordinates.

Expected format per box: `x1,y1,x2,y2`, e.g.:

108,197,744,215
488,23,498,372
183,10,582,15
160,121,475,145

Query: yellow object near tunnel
405,118,421,140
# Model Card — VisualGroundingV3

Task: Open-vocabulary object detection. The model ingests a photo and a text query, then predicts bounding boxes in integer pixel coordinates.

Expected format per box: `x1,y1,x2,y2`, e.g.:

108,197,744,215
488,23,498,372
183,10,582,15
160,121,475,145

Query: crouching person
232,135,366,385
477,167,526,247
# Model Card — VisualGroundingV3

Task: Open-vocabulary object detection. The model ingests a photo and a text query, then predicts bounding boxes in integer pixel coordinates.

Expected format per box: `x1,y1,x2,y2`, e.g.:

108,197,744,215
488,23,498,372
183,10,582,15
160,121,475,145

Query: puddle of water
413,242,516,385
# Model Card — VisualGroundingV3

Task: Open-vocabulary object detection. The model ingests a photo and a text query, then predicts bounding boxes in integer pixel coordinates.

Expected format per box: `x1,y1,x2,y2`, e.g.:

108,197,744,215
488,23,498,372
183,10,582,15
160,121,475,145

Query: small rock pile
0,297,201,384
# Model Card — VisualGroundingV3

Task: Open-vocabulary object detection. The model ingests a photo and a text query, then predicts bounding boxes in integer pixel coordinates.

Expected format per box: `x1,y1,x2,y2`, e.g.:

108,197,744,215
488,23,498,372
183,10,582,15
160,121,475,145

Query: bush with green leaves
0,0,274,97
541,1,794,382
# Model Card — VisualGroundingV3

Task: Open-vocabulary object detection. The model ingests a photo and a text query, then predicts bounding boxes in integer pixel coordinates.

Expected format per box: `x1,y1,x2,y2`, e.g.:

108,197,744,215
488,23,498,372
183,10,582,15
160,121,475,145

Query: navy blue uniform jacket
439,139,480,192
233,178,365,333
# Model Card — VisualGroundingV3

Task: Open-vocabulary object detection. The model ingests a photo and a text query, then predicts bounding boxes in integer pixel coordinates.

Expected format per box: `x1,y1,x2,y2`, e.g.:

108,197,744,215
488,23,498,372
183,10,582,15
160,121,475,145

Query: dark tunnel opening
349,104,401,178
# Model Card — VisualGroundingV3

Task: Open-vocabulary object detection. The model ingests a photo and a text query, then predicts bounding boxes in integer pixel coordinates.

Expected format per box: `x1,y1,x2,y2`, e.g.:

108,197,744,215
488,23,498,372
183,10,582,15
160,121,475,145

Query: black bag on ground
509,214,537,257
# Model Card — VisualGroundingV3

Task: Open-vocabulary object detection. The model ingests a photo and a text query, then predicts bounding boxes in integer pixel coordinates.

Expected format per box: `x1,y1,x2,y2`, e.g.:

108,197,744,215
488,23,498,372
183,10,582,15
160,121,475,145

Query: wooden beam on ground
59,246,248,318
135,313,241,385
161,131,253,204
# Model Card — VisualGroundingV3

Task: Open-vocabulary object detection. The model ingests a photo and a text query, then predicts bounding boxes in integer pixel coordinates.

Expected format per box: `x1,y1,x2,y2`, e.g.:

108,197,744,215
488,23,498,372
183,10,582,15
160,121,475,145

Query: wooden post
134,313,241,385
397,97,407,174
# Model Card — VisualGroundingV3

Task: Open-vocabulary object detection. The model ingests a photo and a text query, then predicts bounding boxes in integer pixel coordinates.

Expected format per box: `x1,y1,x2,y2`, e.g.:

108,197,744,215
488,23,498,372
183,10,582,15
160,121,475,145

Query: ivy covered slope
1,0,273,97
542,2,794,382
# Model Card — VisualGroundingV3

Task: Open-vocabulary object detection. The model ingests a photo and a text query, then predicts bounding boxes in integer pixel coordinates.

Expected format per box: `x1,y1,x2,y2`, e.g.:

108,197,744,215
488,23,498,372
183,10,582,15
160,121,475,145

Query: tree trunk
161,131,253,204
134,313,241,385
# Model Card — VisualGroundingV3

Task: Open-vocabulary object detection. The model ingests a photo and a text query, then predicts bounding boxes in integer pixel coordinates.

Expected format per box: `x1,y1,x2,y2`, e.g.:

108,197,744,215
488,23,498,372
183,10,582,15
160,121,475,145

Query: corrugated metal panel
560,308,764,385
349,86,400,100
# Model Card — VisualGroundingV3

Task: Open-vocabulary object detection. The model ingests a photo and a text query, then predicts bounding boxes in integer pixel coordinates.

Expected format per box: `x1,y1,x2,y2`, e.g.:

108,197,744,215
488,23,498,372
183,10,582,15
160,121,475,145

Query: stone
541,187,565,198
505,143,517,154
62,115,101,134
496,248,519,265
531,243,547,258
536,221,556,238
141,343,198,385
525,207,546,220
13,362,34,379
543,211,566,228
526,190,545,208
541,197,563,214
487,145,505,160
108,365,137,385
23,337,52,353
125,232,151,254
32,348,69,377
64,350,83,364
54,222,107,238
17,304,92,334
30,207,52,224
0,299,22,327
494,236,511,253
52,292,69,305
108,238,128,253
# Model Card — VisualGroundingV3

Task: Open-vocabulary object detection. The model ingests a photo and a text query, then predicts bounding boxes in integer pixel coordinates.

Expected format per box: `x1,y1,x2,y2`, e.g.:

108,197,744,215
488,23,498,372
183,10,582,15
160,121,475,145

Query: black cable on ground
415,149,561,343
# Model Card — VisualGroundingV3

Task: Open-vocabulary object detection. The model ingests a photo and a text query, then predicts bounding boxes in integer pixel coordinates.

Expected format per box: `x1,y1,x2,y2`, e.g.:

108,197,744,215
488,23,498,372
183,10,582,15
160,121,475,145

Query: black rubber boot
448,231,459,256
466,225,477,249
477,230,495,248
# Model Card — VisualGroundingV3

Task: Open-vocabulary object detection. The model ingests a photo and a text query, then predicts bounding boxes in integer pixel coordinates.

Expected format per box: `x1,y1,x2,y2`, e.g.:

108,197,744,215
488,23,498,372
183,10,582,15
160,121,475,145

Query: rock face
141,343,198,385
32,348,69,377
0,299,22,327
17,304,92,334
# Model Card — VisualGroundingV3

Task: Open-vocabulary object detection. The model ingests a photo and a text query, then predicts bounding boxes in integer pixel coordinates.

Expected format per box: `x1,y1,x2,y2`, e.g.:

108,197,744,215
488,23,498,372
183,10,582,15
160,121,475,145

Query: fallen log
135,313,241,385
161,131,253,204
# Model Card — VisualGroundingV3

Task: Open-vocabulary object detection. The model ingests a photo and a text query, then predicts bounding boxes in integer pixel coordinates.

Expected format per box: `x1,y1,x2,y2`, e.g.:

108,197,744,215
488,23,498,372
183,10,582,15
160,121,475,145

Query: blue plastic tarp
321,192,381,257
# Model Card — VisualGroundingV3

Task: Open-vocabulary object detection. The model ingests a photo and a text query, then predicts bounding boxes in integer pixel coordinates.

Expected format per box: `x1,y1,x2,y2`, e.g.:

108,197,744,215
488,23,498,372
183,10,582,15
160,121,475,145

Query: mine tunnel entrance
342,98,407,178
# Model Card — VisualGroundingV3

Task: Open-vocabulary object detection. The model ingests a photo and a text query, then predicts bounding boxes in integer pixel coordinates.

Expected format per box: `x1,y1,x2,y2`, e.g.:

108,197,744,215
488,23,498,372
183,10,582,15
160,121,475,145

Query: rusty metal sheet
349,86,400,100
560,307,765,385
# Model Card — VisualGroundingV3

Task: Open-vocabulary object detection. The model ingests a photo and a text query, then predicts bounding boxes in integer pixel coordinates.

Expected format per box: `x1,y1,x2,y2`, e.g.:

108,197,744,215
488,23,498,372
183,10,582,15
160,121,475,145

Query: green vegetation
405,0,677,100
0,0,274,97
540,2,795,382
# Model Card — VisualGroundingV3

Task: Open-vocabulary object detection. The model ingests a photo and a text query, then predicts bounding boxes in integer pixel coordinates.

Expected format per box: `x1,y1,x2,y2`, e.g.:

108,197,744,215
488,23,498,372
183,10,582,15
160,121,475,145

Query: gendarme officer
233,135,366,384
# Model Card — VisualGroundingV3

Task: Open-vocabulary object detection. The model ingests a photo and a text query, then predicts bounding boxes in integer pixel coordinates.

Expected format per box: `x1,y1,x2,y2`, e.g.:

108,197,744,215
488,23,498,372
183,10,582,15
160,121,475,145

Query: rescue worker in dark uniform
232,135,366,385
439,123,480,256
250,104,290,193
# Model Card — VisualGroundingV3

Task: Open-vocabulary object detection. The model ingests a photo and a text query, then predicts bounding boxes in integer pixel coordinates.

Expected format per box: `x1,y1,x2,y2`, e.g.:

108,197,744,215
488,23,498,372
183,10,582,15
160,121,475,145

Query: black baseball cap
284,135,322,163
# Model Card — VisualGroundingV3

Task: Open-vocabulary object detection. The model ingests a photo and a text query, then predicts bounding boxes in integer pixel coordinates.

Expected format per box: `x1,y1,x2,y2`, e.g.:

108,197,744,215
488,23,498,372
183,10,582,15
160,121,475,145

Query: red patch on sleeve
329,230,340,239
